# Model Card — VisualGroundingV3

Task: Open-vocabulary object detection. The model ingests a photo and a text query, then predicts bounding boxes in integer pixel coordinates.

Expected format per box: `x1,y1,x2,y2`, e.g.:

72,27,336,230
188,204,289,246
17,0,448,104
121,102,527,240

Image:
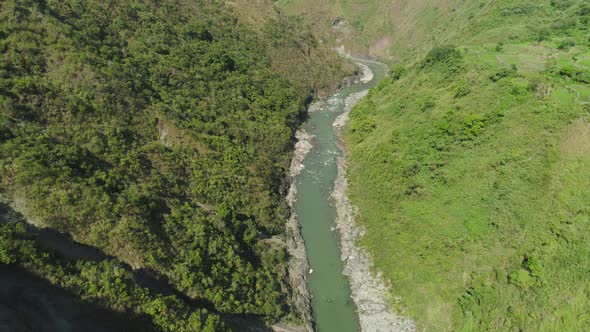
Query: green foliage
550,0,576,10
556,64,590,83
0,227,18,264
500,5,537,16
453,81,471,98
389,64,406,81
523,255,544,277
422,45,463,68
348,113,377,143
461,114,486,139
508,269,535,288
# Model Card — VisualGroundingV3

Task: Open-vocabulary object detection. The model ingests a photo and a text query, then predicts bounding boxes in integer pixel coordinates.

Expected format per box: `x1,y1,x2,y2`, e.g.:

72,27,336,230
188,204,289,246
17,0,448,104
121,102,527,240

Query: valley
1,0,589,331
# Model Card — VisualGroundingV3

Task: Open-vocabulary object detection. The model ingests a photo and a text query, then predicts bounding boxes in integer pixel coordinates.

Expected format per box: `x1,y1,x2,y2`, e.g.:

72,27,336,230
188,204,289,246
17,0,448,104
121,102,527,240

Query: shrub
500,6,535,16
462,114,486,139
523,255,543,277
557,39,576,50
550,0,575,10
509,269,535,288
419,97,437,111
490,67,517,82
551,17,578,31
454,82,471,98
579,4,590,17
349,114,377,142
536,28,551,43
529,79,552,100
558,64,577,77
376,77,394,91
390,65,406,81
422,45,463,70
574,70,590,83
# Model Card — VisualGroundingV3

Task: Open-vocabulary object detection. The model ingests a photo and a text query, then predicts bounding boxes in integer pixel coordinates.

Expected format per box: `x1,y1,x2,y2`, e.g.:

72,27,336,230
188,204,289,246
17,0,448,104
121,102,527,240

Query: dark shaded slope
0,266,155,332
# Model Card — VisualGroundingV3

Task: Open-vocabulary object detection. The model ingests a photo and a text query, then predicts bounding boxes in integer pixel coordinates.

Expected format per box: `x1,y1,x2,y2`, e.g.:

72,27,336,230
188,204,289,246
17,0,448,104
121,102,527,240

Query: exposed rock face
314,72,362,100
331,18,352,45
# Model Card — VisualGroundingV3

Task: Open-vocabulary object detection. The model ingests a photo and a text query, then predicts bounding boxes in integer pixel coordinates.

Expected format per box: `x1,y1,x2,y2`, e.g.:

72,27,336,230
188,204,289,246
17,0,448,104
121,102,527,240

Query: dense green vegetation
282,0,590,330
0,0,351,329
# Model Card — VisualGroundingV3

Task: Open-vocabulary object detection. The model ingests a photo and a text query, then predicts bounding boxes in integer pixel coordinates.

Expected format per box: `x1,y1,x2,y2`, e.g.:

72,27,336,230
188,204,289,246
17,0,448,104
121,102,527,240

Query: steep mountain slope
278,0,469,60
283,0,590,330
280,0,590,62
230,0,357,96
0,0,352,330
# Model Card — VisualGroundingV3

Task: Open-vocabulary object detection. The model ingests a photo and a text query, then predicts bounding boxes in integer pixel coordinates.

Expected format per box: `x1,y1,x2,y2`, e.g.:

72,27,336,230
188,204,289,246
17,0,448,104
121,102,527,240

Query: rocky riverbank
277,129,315,332
280,57,415,332
332,62,416,332
277,55,367,332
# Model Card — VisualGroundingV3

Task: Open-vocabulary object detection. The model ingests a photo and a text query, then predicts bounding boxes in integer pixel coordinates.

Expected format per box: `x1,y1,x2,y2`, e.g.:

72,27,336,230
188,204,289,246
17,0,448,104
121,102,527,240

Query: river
293,59,387,332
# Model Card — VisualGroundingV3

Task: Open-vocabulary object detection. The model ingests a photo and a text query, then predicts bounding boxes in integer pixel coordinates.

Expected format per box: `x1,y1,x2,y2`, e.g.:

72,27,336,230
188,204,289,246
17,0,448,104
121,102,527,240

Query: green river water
294,60,387,332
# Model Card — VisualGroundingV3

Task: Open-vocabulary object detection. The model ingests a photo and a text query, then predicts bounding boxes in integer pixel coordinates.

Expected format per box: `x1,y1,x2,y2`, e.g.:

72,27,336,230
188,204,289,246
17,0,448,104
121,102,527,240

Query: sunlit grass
342,1,590,330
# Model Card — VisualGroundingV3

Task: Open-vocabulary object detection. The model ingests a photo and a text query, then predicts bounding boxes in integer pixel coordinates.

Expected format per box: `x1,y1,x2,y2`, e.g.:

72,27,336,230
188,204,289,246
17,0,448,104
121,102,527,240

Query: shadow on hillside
225,314,274,332
0,265,156,332
0,202,216,311
0,202,281,330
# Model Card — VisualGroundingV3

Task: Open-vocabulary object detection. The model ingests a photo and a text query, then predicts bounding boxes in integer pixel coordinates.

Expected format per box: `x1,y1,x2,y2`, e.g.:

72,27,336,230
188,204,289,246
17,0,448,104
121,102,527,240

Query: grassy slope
284,0,590,330
345,1,590,330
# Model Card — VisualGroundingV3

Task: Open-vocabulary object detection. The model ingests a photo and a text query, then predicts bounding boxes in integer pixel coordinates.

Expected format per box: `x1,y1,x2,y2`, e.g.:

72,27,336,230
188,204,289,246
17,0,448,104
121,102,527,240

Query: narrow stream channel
294,60,387,332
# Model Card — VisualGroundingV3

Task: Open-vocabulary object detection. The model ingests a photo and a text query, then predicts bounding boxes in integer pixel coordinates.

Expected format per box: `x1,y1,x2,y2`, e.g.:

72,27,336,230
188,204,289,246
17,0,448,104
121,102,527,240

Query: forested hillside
0,0,352,330
283,0,590,330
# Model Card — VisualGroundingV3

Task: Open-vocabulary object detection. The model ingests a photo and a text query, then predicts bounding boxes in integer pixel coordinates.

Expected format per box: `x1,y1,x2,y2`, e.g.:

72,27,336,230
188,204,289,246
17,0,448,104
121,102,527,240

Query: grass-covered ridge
0,0,352,329
343,0,590,330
